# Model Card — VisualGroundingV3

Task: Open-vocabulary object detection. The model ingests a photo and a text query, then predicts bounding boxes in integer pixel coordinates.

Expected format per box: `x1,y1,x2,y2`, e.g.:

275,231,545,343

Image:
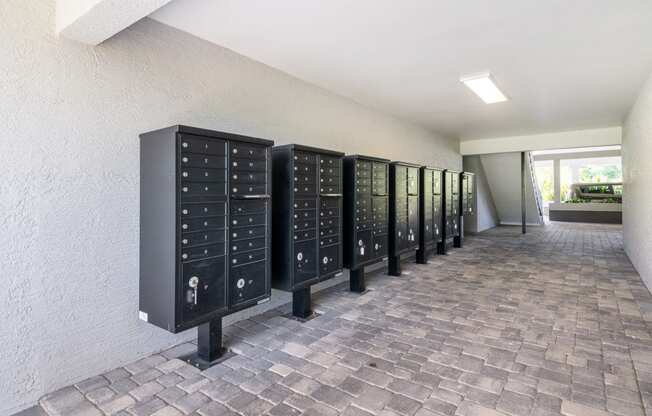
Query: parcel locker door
408,195,419,245
319,244,340,276
294,240,317,285
229,261,267,307
180,257,227,323
372,234,388,258
354,230,373,264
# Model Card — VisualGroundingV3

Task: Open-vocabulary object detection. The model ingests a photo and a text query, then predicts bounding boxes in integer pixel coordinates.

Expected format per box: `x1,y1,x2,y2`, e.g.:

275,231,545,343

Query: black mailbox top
422,166,445,171
273,143,344,157
445,169,461,174
391,161,422,168
141,125,274,147
347,154,391,163
461,171,475,176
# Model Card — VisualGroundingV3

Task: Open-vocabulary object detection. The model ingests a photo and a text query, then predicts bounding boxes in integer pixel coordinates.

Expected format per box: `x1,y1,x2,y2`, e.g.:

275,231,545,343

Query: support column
521,152,526,234
197,318,225,363
553,159,561,203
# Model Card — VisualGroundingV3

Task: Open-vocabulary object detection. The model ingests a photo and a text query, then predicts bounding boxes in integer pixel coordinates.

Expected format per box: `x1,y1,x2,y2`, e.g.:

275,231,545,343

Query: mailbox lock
323,256,329,264
358,240,364,246
297,252,303,261
189,276,199,305
237,278,245,289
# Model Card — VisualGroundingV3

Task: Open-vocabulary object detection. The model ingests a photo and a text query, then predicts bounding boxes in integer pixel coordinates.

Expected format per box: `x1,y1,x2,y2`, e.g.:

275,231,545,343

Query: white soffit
57,0,174,45
459,127,622,155
149,0,652,140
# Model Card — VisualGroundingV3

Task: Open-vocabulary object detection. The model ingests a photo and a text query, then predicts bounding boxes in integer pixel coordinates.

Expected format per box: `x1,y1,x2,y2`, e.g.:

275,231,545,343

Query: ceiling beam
56,0,173,45
460,127,622,155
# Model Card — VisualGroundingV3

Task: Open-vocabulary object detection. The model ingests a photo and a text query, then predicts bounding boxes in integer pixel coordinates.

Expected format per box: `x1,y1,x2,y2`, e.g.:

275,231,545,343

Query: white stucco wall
623,73,652,291
479,153,541,226
0,1,461,413
462,156,499,233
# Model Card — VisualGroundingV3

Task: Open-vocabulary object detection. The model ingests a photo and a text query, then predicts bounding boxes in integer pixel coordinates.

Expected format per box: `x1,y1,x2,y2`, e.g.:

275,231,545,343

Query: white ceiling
150,0,652,140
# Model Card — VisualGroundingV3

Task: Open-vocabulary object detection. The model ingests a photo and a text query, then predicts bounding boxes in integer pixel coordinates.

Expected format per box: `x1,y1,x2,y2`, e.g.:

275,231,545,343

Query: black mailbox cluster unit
416,167,444,264
139,126,273,366
271,145,344,319
438,169,460,254
388,162,420,276
455,172,476,247
343,155,390,292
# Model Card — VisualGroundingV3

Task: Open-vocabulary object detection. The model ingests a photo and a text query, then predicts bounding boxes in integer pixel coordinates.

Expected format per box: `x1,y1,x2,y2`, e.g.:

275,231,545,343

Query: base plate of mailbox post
180,318,235,370
286,287,321,322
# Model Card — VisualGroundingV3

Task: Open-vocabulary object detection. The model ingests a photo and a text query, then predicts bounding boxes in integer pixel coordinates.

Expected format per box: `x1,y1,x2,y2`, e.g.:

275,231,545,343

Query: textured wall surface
462,156,499,233
0,1,460,413
478,153,541,226
623,73,652,291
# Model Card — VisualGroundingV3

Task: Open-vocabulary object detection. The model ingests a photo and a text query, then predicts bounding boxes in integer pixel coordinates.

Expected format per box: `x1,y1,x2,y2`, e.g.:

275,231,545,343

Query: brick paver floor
34,223,652,416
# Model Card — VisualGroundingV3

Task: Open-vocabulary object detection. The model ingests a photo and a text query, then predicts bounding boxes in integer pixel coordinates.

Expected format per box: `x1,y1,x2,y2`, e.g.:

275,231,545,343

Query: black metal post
292,288,312,319
416,246,428,264
197,317,225,363
350,268,366,292
521,152,526,234
388,255,402,276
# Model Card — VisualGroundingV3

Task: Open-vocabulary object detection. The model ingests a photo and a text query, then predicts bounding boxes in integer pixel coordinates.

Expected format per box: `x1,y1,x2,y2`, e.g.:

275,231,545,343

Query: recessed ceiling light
460,73,508,104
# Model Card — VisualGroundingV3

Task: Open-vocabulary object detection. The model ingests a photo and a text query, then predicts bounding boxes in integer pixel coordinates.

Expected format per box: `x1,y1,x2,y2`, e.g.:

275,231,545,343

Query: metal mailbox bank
343,155,390,292
271,145,344,319
139,125,273,367
388,161,420,275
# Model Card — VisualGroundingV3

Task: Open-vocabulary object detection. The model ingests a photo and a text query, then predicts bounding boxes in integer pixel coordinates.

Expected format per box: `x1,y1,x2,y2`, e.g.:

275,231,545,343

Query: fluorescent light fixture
460,73,508,104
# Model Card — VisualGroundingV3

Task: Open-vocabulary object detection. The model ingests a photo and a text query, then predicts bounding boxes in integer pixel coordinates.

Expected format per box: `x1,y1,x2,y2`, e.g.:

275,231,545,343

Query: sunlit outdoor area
532,146,622,222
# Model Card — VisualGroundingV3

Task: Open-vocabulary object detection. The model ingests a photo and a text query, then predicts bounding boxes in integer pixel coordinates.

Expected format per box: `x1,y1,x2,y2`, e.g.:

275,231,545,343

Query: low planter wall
549,202,622,224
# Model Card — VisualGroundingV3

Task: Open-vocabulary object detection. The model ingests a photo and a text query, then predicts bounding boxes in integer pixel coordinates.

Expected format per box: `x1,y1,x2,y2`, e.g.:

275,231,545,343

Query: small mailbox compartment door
180,257,227,323
294,240,317,285
230,260,268,308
